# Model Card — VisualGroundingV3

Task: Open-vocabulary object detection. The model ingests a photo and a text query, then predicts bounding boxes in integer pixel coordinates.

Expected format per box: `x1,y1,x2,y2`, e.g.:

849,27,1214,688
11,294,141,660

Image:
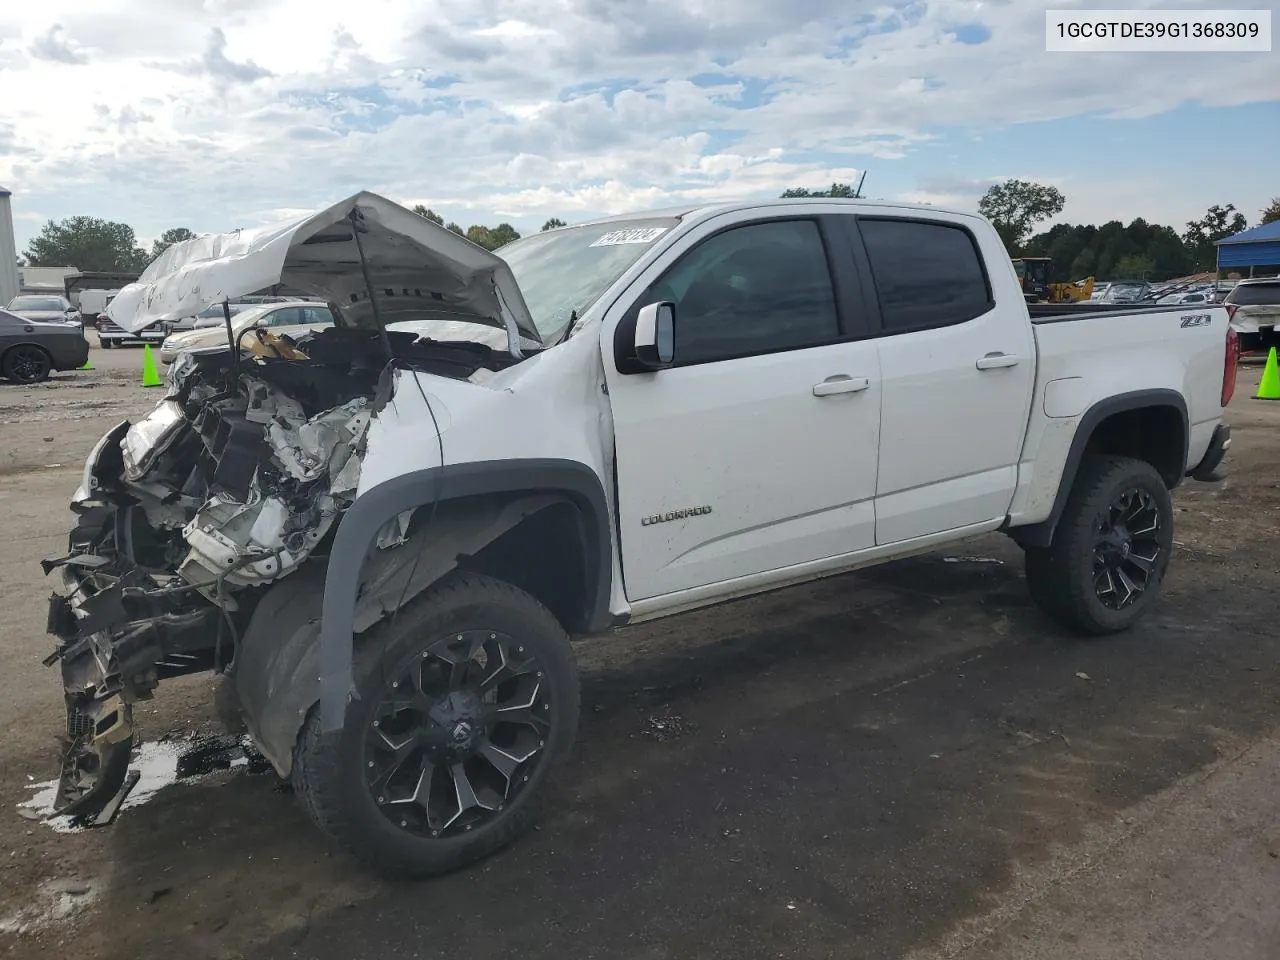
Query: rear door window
303,306,333,325
267,307,304,327
858,219,993,333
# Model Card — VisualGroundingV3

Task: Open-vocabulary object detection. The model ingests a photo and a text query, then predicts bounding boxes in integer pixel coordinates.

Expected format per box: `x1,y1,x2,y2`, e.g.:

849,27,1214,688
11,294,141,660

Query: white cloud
0,0,1274,249
27,23,89,65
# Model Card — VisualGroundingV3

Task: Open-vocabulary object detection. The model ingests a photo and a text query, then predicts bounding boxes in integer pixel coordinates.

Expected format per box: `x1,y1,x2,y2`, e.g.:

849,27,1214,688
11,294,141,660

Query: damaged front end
43,190,542,821
44,333,394,818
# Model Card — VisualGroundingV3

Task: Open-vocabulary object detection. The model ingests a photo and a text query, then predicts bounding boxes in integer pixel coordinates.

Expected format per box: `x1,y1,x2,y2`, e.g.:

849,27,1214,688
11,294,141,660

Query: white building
0,186,19,306
18,265,79,293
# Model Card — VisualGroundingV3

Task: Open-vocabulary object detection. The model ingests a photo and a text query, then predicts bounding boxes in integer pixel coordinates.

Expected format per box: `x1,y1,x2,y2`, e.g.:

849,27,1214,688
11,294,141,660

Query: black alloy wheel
291,574,580,879
1092,487,1162,610
3,345,53,383
363,629,552,838
1024,455,1173,635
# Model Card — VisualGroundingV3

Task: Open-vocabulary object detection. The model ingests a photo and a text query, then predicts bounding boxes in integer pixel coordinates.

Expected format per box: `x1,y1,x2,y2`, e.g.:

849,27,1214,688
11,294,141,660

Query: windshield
497,218,680,342
9,296,67,311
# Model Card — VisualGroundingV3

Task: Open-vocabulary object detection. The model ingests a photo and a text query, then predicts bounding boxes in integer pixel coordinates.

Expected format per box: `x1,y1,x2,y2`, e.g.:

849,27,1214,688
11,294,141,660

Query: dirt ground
2,342,1279,960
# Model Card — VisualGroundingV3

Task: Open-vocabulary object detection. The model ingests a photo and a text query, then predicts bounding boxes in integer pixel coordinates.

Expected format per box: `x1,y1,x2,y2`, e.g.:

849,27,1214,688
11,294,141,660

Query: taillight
1222,326,1240,406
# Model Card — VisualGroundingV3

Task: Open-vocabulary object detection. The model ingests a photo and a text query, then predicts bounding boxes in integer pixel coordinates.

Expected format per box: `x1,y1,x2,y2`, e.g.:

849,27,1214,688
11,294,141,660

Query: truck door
601,210,882,602
851,216,1036,545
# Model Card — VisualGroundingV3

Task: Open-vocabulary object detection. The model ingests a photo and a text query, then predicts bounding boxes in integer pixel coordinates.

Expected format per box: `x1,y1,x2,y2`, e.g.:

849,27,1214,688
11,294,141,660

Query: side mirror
634,302,676,370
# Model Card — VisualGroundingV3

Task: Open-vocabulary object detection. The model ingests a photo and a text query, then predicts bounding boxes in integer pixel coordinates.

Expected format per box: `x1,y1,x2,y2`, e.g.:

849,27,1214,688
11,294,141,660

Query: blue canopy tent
1217,221,1280,276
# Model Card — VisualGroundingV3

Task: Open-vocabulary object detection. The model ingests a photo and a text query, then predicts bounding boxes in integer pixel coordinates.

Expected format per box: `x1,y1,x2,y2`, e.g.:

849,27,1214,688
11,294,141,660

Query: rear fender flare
1010,389,1187,548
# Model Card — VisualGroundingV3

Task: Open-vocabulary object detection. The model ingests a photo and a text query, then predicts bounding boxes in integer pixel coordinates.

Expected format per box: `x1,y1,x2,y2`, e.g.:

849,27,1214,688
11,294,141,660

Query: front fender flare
318,459,612,733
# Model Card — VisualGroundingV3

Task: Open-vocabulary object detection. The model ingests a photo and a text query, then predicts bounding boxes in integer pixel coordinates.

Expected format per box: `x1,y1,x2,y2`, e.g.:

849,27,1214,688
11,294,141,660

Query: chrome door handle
975,352,1019,370
812,375,871,397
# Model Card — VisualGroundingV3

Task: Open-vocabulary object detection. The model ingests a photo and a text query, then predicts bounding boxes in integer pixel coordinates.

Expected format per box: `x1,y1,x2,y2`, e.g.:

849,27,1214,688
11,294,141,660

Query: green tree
1022,218,1193,282
465,225,494,248
1113,254,1156,279
978,179,1066,252
487,223,521,248
1260,198,1280,226
412,205,445,225
24,216,148,272
465,223,521,250
1183,203,1248,270
150,227,197,261
445,221,465,235
541,217,566,231
780,182,860,199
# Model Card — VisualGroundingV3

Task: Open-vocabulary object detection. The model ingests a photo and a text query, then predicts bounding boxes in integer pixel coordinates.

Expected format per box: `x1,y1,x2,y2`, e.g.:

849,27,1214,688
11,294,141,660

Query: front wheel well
457,500,592,634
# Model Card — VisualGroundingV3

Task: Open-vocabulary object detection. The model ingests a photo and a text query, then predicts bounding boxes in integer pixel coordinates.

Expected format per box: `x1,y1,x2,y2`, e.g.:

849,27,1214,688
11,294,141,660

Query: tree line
975,180,1277,280
20,188,1280,281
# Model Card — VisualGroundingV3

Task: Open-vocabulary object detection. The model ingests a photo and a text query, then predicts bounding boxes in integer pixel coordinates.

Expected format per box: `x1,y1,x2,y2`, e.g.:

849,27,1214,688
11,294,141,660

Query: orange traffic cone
141,345,163,387
1256,346,1280,401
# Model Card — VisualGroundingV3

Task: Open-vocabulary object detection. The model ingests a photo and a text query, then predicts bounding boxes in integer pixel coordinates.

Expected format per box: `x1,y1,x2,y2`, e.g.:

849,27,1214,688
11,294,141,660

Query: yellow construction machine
1012,258,1095,304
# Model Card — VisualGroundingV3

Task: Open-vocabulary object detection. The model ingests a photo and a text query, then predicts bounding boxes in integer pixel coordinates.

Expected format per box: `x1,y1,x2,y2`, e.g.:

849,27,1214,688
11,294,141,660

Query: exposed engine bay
43,325,514,820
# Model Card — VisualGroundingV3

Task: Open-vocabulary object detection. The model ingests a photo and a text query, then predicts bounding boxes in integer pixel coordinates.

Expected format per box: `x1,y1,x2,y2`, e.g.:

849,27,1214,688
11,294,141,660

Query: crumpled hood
106,191,540,347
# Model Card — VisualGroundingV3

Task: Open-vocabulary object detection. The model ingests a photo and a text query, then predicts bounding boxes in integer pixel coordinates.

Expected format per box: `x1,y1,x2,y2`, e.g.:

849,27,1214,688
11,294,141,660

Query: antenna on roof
854,170,867,199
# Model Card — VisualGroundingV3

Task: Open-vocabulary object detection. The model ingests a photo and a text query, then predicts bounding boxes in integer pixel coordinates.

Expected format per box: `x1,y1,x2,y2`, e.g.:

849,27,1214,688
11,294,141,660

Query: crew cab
43,193,1234,878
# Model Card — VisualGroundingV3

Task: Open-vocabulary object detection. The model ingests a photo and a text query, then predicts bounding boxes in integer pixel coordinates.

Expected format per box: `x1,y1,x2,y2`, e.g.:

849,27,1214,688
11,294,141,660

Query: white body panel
873,217,1036,543
290,197,1231,627
598,204,883,600
1006,306,1228,527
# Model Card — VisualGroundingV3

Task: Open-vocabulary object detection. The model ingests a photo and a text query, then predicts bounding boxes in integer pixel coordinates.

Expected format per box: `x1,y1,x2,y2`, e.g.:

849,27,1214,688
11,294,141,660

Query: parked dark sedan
0,309,90,383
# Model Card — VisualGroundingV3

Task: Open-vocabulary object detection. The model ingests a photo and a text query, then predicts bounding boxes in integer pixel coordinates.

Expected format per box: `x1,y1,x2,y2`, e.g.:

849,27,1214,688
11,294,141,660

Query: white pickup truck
45,193,1235,877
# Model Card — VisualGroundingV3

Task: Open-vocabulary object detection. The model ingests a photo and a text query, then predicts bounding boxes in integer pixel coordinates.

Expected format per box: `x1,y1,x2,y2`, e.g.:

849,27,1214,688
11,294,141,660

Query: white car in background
1224,278,1280,352
158,301,335,363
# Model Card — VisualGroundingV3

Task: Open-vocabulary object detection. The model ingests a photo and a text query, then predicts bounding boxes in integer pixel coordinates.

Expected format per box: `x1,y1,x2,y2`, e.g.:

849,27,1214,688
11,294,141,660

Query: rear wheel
99,339,114,350
1025,455,1173,634
2,345,53,383
291,574,580,878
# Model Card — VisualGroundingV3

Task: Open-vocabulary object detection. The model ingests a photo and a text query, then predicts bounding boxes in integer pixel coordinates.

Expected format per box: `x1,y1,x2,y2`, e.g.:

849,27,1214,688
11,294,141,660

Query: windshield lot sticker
590,227,668,247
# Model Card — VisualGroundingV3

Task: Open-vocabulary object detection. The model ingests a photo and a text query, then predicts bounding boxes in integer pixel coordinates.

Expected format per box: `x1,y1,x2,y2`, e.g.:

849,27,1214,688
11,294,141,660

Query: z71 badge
1180,313,1213,328
641,505,713,526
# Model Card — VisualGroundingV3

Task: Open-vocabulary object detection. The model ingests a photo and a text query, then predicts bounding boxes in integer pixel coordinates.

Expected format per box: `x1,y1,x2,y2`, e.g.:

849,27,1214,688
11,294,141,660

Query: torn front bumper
45,561,220,819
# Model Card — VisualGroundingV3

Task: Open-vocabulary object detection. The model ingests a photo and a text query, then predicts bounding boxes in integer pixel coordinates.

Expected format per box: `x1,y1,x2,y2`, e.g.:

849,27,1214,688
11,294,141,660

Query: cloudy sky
0,0,1276,251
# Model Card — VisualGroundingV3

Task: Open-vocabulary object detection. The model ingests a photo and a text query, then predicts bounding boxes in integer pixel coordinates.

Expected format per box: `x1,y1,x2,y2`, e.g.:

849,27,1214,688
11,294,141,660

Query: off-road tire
291,573,580,879
1025,455,1173,635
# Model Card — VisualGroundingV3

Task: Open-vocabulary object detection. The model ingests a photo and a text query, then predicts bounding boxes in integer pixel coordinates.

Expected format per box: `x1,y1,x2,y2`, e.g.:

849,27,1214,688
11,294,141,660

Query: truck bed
1028,302,1212,323
1027,303,1228,484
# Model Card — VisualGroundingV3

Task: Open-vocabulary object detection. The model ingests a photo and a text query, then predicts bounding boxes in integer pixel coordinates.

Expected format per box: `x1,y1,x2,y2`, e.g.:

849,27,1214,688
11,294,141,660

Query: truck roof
575,197,984,228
